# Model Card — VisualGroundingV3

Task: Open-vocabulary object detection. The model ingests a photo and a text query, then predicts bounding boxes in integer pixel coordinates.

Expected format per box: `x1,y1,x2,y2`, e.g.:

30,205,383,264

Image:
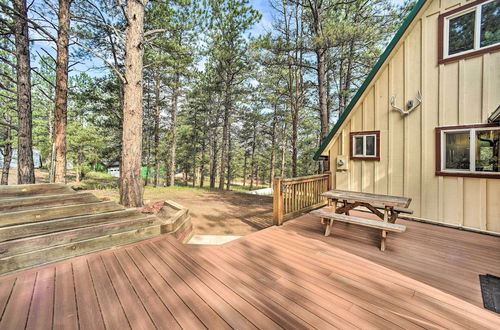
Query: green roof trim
313,0,428,160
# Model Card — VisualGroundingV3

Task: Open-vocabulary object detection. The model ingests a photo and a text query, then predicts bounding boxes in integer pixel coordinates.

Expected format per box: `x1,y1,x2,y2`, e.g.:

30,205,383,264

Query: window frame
350,131,380,161
438,0,500,64
435,124,500,179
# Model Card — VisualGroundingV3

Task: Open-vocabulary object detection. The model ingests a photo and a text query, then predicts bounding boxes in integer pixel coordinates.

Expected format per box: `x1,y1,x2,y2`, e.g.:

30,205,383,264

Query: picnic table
311,189,412,251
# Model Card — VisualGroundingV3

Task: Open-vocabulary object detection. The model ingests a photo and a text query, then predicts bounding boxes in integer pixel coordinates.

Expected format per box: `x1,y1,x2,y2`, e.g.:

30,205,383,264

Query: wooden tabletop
321,189,412,208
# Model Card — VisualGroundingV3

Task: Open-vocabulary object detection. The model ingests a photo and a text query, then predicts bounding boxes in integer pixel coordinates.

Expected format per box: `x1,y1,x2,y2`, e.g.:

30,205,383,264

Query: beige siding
327,0,500,234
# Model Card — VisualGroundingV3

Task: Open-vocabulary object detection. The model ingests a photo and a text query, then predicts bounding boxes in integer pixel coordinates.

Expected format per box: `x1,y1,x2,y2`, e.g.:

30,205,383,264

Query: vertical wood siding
325,0,500,233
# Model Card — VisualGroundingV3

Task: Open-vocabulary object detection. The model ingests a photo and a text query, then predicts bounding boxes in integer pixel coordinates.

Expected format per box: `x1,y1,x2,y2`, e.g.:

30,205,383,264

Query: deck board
0,213,499,329
25,267,55,330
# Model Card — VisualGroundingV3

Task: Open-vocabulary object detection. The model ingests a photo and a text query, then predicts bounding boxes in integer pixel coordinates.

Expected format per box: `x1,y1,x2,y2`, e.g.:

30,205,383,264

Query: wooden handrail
273,172,331,225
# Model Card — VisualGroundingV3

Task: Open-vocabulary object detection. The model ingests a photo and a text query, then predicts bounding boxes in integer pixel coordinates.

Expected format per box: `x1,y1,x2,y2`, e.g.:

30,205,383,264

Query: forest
0,0,412,207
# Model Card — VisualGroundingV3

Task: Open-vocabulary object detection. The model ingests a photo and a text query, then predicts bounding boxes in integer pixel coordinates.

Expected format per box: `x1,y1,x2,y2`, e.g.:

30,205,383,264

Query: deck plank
72,257,106,330
53,262,78,330
0,273,36,329
0,277,15,320
26,267,55,330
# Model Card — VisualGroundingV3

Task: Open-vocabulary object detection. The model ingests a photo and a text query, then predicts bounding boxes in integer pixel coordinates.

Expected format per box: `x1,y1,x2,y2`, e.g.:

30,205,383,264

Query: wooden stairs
0,184,166,275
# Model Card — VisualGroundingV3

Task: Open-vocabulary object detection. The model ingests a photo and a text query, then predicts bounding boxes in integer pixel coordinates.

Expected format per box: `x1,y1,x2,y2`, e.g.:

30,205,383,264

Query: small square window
350,131,379,160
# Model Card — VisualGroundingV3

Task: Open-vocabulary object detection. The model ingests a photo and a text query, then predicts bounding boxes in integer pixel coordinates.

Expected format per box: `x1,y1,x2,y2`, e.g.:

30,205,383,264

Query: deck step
0,201,124,227
0,192,101,212
0,183,74,198
0,215,161,258
0,209,144,242
0,224,161,275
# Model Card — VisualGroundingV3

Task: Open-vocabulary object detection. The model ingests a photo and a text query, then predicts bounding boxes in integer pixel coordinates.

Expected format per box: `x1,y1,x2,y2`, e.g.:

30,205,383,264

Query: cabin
314,0,500,235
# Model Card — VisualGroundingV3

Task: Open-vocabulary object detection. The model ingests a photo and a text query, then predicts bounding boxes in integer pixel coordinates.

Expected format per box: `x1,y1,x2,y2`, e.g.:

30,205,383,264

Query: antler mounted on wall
391,91,422,116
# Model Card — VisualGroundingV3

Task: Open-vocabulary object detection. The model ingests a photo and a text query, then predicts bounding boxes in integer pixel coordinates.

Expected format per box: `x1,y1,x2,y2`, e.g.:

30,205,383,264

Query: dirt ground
90,186,274,236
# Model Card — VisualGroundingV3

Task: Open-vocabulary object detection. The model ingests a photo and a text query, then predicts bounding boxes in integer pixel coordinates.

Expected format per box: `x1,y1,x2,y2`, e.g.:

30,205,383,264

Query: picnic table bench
311,189,412,251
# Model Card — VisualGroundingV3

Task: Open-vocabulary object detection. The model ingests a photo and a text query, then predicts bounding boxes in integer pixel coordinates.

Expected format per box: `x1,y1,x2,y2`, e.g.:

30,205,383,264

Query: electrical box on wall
336,155,348,171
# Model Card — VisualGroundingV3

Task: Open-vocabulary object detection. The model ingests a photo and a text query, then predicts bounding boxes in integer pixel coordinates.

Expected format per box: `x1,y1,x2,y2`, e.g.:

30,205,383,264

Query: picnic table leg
381,206,389,251
324,218,333,237
343,200,350,215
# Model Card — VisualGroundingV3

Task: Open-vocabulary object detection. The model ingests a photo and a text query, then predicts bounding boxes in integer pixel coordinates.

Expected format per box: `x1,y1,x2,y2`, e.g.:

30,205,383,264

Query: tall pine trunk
1,126,13,185
153,72,161,187
219,90,230,190
209,136,217,188
280,122,287,177
53,0,71,183
13,0,35,184
269,103,277,185
167,72,179,186
316,47,328,140
120,0,146,207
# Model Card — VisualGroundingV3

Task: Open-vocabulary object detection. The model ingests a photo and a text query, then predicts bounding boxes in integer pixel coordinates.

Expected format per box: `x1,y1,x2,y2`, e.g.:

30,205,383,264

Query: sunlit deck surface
1,212,500,329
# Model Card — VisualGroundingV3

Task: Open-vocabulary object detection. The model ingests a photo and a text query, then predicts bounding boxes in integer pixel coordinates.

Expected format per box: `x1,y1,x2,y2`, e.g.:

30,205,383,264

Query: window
350,131,380,160
439,0,500,63
436,124,500,178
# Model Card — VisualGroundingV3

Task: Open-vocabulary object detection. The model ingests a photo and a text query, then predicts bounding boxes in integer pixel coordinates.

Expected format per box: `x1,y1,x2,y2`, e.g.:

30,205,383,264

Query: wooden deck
0,212,499,329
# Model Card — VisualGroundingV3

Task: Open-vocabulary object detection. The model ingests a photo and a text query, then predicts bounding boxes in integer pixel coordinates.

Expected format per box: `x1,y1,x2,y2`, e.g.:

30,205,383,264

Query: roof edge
313,0,428,160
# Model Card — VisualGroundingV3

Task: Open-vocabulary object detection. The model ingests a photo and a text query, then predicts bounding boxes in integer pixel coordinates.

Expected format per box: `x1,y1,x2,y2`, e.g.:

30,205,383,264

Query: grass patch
71,171,118,190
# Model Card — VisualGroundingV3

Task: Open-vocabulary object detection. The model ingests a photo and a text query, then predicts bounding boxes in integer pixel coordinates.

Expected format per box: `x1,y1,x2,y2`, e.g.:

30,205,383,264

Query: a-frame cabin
315,0,500,234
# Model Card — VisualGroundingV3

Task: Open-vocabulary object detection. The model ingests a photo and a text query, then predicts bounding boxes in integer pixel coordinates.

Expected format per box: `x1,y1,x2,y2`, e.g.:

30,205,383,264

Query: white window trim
443,0,499,59
352,134,377,158
440,126,500,175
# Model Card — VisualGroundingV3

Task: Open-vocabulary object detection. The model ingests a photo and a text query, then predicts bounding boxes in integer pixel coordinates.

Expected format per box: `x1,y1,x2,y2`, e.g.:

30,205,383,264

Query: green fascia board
313,0,428,160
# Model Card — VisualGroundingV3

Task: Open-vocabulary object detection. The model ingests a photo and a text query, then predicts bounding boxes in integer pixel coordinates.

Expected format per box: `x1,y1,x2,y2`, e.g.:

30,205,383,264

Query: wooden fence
273,172,331,225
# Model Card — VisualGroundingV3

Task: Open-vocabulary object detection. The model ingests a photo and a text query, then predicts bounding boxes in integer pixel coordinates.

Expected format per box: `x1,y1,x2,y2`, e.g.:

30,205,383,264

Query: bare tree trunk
1,126,13,185
269,103,277,186
167,72,179,186
280,122,287,177
219,96,230,190
225,129,231,190
119,0,146,207
153,72,161,187
13,0,35,184
53,0,71,183
317,48,329,139
249,122,256,190
209,136,217,188
242,151,247,187
199,139,205,188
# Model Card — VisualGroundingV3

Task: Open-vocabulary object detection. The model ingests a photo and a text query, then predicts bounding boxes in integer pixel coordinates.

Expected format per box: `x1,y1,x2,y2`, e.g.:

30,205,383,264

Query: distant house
314,0,500,234
0,149,42,169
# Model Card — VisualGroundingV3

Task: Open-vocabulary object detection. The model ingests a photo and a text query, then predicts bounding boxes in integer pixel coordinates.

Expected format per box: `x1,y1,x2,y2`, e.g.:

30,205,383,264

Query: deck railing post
325,171,332,190
273,177,283,226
